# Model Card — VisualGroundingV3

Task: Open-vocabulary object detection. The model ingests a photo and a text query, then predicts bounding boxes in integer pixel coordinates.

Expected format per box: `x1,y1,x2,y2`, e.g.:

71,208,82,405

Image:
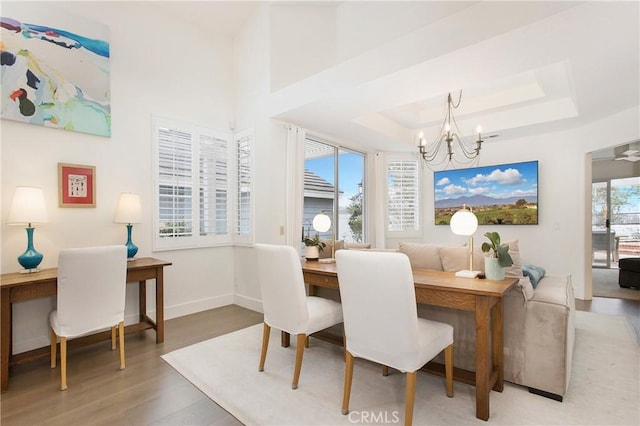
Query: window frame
303,135,368,245
152,116,233,251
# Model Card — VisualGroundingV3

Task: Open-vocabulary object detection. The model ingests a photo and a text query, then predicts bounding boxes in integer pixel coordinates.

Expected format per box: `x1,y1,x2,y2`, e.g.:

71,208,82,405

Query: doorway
591,144,640,300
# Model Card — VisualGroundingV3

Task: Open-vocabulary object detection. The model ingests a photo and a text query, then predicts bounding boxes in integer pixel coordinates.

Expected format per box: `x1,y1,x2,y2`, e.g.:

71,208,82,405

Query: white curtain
372,152,387,249
285,125,306,248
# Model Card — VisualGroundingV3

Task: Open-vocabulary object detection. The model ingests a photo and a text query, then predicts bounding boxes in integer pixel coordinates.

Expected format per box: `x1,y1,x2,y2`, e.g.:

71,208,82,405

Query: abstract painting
1,4,110,137
434,160,539,225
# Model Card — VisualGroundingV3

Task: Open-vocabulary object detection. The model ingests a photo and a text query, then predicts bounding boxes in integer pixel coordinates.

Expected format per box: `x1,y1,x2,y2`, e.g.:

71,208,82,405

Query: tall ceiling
156,1,640,153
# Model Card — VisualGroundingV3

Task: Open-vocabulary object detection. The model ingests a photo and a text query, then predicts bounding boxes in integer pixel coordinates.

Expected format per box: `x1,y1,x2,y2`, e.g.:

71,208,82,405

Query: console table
0,257,171,392
300,259,518,421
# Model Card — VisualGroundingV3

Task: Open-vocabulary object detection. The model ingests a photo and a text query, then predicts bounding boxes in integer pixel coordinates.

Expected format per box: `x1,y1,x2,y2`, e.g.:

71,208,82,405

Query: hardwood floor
1,300,638,425
0,305,262,426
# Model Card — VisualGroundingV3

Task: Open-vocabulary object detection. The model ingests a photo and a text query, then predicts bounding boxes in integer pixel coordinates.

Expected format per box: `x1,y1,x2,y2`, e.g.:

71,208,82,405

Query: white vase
484,257,505,280
305,245,319,260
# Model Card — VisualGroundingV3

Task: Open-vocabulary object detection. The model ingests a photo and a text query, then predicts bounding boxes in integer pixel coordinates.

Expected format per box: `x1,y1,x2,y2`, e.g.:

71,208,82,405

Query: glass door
592,177,640,268
592,181,613,268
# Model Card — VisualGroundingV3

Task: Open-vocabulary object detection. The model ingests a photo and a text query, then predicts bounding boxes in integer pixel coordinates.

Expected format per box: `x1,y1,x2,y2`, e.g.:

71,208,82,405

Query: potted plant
481,231,513,280
303,232,326,261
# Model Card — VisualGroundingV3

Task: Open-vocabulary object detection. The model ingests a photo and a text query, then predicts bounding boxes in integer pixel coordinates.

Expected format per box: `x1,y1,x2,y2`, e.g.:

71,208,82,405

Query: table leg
1,289,11,392
139,280,147,322
475,296,490,421
491,298,504,392
156,267,164,343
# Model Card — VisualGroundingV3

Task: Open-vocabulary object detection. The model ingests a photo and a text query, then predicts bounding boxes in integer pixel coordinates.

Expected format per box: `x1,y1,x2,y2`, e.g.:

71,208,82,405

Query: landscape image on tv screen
434,160,538,225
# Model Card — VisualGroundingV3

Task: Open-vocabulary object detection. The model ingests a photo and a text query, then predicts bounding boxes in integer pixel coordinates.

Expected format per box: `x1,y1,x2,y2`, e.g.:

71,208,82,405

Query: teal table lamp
114,193,142,259
7,186,48,272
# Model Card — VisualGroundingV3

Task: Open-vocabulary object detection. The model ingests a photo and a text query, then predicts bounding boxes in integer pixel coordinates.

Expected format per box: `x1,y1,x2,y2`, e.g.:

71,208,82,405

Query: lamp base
318,258,335,264
19,268,41,274
455,270,481,278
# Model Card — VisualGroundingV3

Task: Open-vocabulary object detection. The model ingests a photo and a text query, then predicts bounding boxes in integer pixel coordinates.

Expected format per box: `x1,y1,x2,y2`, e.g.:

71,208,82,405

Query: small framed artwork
58,163,96,207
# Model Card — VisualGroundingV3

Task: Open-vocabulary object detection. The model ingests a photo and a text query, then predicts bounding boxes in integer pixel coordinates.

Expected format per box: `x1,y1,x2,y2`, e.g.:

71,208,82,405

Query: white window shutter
387,160,419,232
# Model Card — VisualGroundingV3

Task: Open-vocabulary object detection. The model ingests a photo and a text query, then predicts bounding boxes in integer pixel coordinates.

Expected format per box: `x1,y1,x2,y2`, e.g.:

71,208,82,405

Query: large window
153,116,251,250
303,138,365,244
386,159,420,233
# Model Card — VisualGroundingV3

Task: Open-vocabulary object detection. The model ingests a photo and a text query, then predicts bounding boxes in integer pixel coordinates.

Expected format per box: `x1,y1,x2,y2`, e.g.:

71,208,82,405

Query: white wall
1,1,237,353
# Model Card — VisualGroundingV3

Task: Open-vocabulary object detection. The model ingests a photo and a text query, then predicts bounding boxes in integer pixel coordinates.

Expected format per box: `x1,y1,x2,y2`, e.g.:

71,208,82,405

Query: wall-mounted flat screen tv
434,160,538,225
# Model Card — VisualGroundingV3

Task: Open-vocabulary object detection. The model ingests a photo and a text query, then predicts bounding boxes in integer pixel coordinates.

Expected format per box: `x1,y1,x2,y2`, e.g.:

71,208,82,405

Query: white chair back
255,244,309,334
56,245,127,337
336,250,420,371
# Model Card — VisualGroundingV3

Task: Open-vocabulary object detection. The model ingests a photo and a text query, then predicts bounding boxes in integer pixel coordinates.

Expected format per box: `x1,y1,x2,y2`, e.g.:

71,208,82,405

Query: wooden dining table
298,259,518,421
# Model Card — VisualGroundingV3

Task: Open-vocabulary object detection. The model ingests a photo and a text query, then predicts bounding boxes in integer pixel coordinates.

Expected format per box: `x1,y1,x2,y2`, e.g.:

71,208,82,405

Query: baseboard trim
528,387,563,402
233,293,263,313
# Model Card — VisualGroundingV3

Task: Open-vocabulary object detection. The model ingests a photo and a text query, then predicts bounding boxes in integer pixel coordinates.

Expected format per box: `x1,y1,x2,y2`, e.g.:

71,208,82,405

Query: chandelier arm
453,136,481,159
421,134,448,162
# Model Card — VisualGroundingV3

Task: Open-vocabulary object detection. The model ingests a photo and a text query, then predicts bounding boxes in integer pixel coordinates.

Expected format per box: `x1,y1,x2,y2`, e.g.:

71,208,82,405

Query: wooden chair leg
258,323,270,372
382,365,389,376
342,351,354,415
292,334,306,389
445,344,454,397
60,337,68,391
404,371,417,426
118,322,125,370
50,327,57,368
111,326,117,350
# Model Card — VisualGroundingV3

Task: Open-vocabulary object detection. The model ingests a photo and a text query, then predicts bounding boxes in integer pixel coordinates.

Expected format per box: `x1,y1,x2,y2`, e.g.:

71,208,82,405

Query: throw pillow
398,242,443,270
503,240,523,278
319,239,344,258
522,264,546,288
439,246,485,272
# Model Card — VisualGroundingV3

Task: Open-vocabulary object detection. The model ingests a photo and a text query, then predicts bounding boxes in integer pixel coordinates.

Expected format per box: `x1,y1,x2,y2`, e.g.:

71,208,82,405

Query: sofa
397,241,575,401
618,257,640,289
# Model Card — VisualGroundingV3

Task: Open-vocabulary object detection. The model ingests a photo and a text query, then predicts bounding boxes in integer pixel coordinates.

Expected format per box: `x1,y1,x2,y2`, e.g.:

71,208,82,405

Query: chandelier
417,91,483,168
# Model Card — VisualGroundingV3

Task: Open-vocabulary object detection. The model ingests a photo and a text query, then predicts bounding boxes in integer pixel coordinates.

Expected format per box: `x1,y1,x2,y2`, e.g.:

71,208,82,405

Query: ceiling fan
614,141,640,162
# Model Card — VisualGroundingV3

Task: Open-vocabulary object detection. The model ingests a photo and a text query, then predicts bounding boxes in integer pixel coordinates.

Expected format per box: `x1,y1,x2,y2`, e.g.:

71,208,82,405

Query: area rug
162,311,639,425
592,268,640,301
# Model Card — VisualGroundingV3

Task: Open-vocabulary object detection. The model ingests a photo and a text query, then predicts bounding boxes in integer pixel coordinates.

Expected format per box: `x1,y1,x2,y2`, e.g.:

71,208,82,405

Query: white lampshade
114,193,142,224
312,212,331,233
7,186,48,225
450,207,478,237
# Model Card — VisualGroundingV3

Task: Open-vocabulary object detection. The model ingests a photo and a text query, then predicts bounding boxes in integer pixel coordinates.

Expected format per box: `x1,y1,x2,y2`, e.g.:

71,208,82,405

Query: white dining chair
49,245,128,390
255,243,343,389
336,250,454,426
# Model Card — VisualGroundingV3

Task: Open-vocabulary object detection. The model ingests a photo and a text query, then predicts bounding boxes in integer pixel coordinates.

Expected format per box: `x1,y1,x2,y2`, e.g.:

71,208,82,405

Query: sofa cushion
398,242,443,270
319,239,344,258
439,246,485,272
345,242,371,250
522,264,546,288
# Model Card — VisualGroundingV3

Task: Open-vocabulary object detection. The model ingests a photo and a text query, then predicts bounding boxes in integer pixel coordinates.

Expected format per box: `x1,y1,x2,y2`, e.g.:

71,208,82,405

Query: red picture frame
58,163,96,207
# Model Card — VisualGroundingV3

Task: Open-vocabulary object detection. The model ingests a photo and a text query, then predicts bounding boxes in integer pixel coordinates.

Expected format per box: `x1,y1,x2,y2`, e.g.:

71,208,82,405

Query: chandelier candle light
450,204,481,278
8,186,49,273
114,193,142,259
418,91,484,168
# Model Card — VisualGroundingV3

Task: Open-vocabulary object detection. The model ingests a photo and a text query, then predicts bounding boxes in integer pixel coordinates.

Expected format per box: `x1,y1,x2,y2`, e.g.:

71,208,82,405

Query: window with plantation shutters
153,117,232,250
387,159,420,232
234,129,254,244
